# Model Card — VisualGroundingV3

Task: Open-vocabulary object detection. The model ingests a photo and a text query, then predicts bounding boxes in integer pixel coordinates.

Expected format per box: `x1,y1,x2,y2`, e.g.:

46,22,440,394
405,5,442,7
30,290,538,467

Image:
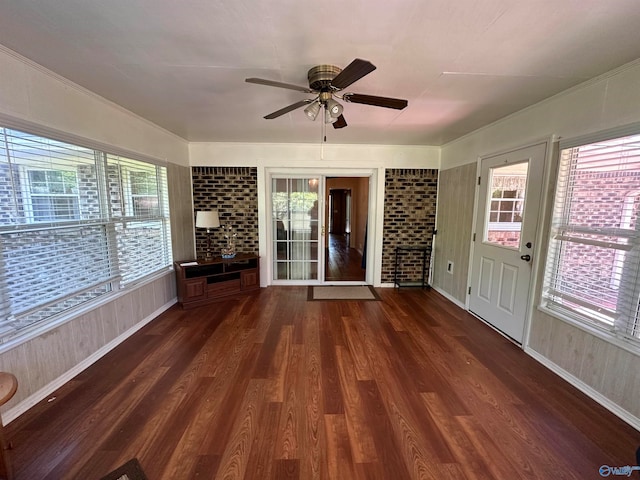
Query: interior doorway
267,169,376,286
325,178,368,282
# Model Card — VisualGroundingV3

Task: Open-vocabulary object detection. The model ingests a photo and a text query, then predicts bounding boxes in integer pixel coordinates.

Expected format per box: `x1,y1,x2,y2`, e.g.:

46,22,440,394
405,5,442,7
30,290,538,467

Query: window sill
536,304,640,358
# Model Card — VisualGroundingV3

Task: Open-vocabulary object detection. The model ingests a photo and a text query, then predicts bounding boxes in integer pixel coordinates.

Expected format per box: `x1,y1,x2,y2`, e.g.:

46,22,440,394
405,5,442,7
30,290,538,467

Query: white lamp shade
195,210,220,228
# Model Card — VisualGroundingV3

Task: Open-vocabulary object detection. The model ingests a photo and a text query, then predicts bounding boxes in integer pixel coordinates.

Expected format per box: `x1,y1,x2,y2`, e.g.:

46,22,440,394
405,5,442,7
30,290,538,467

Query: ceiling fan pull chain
320,121,325,160
322,107,327,144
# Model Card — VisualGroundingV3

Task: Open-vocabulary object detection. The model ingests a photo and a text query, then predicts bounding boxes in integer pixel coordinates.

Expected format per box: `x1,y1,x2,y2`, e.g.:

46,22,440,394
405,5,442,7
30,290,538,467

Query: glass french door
272,176,322,281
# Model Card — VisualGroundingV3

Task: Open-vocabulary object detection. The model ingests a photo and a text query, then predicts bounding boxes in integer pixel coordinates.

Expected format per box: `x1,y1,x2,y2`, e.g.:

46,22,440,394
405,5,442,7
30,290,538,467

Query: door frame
264,167,379,286
466,137,555,347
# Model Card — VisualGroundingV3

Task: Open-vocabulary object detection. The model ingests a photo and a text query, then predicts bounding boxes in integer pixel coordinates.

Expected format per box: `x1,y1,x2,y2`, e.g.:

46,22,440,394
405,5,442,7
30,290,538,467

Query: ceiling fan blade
246,77,313,93
332,115,347,129
343,93,408,110
264,99,313,119
331,59,376,89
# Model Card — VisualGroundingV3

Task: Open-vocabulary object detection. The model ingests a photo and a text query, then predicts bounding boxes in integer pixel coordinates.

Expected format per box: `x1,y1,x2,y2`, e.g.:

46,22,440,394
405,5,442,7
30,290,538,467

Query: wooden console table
174,254,260,308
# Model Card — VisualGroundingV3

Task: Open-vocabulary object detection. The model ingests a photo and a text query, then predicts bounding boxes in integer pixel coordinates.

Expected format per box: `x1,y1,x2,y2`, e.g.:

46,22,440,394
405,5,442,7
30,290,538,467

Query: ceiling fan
245,58,408,129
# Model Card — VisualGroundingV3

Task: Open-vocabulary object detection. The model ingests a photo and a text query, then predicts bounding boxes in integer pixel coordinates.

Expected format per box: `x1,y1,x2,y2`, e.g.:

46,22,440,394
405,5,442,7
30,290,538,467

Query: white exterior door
468,142,546,343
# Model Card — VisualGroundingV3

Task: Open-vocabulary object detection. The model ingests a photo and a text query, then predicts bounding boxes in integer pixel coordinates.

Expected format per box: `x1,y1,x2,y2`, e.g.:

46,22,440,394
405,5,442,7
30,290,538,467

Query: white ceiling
1,0,640,146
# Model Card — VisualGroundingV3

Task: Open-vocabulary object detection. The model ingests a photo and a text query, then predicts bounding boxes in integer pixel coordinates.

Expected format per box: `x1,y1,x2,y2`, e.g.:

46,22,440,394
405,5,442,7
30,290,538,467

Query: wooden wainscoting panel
113,290,136,335
24,320,80,387
433,163,476,303
167,163,196,262
71,309,104,358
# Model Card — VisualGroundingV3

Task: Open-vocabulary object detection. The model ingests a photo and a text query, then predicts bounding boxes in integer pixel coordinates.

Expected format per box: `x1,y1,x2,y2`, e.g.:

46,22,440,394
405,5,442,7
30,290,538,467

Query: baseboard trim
432,286,467,309
3,299,176,425
525,346,640,432
379,284,468,311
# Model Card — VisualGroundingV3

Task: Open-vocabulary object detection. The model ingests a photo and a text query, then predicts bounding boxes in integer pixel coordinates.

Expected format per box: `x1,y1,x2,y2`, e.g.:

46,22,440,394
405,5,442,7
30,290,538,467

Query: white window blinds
0,126,172,342
542,131,640,345
106,154,172,285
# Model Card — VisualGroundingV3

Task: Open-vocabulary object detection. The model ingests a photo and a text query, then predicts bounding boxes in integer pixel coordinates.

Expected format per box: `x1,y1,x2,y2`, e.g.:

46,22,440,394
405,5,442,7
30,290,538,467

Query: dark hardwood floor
325,233,365,282
7,287,639,479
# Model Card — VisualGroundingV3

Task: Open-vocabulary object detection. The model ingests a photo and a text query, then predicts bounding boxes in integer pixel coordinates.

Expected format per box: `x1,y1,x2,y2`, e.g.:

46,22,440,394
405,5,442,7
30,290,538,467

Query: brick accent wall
191,167,259,258
382,169,438,284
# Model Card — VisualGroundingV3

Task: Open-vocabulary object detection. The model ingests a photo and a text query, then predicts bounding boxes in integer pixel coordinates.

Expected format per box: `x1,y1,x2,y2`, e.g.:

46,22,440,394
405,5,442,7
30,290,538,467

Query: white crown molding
0,43,187,144
442,57,640,149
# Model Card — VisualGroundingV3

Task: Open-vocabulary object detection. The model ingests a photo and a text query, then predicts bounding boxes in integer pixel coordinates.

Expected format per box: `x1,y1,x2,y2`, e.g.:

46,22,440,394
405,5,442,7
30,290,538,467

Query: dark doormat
100,458,148,480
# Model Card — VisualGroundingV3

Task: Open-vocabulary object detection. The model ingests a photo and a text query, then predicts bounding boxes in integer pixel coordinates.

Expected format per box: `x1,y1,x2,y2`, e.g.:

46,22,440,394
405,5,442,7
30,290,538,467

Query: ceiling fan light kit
324,108,338,124
325,98,343,117
304,101,321,120
245,58,408,130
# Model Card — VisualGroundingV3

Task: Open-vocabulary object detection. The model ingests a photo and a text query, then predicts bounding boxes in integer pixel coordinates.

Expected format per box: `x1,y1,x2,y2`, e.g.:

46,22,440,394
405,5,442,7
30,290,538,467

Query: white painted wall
189,142,440,168
439,58,640,430
0,45,189,165
441,59,640,169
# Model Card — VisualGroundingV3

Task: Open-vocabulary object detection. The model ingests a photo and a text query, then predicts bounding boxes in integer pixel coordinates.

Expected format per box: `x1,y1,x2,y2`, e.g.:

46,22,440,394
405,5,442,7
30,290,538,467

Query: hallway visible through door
326,177,369,283
325,233,365,281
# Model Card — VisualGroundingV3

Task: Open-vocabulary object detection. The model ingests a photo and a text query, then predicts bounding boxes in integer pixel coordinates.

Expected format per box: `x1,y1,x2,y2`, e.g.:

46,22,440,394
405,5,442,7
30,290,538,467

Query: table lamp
195,210,220,259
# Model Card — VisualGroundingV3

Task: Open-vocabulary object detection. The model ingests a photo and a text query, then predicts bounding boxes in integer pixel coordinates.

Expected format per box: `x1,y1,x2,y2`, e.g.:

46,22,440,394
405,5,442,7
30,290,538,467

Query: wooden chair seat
0,375,17,408
0,373,17,480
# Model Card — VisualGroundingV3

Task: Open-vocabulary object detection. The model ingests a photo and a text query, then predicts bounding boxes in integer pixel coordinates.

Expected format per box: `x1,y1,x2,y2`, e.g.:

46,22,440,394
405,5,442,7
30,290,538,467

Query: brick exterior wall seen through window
556,170,640,305
191,167,259,258
382,169,438,284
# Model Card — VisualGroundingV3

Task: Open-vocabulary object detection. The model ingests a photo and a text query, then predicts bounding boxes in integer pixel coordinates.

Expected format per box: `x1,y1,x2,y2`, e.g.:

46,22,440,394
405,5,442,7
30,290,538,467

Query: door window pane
272,177,319,280
485,162,528,248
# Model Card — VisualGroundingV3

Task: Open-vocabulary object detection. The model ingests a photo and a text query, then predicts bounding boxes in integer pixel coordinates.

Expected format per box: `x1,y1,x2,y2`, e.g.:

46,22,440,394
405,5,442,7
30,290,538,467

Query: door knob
520,254,531,262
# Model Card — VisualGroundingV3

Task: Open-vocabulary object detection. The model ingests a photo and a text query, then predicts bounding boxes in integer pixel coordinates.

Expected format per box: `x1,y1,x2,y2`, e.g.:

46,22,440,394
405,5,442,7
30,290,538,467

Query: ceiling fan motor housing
308,65,342,91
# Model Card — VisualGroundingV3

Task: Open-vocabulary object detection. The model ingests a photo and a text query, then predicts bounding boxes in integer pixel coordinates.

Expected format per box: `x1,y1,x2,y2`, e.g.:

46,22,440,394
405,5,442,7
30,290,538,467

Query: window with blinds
0,126,172,342
542,130,640,346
